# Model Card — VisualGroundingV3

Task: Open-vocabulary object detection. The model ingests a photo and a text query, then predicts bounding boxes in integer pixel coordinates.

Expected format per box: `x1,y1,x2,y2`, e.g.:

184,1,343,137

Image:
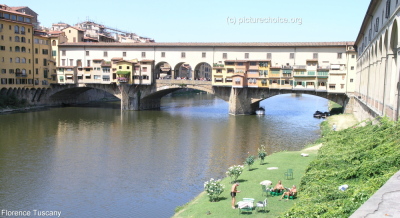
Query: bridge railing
156,79,212,86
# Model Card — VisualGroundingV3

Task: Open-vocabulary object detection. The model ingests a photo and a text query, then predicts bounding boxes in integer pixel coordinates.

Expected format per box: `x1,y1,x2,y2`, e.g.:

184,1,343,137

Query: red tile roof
64,26,84,32
0,8,34,17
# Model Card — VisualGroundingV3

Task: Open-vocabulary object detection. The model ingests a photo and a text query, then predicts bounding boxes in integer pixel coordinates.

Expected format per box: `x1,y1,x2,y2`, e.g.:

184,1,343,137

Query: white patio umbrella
260,180,272,186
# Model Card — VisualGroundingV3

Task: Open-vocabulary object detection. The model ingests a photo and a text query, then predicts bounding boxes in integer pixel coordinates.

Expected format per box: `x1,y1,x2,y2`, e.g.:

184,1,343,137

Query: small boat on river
255,107,265,115
313,111,330,118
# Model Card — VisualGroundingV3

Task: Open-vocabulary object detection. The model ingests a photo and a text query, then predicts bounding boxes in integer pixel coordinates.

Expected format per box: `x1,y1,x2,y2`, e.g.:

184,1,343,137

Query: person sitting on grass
279,185,297,201
272,180,285,193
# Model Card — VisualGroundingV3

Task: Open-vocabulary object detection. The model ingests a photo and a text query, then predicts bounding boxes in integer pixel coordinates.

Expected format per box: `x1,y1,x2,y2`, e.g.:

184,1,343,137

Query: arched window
16,68,21,73
21,58,26,63
15,57,20,63
22,69,26,75
15,46,20,52
21,47,26,52
21,37,26,43
14,25,19,34
15,36,20,42
21,26,25,34
52,40,56,46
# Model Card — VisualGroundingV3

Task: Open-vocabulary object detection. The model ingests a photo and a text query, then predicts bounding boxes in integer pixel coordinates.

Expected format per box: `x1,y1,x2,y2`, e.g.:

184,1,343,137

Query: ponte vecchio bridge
7,41,357,115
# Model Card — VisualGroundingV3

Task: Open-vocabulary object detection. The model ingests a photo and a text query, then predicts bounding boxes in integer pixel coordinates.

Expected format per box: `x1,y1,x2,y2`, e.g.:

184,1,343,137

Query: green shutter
290,80,293,85
302,81,306,87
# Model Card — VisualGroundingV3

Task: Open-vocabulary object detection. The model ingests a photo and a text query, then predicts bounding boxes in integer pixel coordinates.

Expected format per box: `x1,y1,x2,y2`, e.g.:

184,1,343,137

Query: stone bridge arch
42,84,122,106
228,88,350,115
154,61,172,79
193,62,212,81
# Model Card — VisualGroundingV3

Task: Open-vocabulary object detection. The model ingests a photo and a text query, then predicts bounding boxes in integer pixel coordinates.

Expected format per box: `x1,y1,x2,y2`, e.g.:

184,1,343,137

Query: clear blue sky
3,0,370,42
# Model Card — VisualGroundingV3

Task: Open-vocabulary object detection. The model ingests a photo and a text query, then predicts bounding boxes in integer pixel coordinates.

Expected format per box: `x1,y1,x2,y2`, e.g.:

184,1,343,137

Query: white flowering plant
204,178,225,202
226,165,244,183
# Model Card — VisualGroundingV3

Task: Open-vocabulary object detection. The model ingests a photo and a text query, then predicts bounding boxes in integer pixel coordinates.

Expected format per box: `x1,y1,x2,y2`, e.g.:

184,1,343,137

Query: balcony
101,61,112,67
213,63,225,68
317,66,330,71
329,70,346,74
117,77,129,83
282,65,293,69
306,65,317,71
270,65,281,69
15,73,27,77
293,65,306,70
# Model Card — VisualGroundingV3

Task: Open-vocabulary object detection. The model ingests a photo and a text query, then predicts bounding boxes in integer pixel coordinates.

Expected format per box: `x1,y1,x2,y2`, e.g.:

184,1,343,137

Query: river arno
0,93,327,217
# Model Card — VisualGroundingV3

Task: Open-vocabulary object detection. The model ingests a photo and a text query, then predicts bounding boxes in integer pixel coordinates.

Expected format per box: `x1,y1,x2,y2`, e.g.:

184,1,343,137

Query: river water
0,93,327,217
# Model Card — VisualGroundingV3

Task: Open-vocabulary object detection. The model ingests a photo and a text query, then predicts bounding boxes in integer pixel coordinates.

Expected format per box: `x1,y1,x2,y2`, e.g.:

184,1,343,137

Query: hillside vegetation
284,118,400,217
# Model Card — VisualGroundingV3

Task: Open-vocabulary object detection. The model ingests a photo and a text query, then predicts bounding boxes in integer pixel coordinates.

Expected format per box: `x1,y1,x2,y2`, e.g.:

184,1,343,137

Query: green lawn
173,148,319,217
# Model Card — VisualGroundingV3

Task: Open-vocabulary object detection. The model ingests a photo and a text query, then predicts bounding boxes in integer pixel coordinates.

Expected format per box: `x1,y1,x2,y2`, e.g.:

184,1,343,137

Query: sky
3,0,370,43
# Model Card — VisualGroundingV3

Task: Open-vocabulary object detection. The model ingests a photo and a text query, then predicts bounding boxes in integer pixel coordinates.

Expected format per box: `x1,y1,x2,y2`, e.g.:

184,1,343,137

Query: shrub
0,94,28,108
244,155,255,171
204,178,225,202
226,165,244,183
258,145,267,164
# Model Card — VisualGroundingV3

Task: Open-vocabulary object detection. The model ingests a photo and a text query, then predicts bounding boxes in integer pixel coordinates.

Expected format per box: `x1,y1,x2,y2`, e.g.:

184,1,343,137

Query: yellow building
33,30,56,87
0,5,55,89
115,60,136,84
212,62,226,85
0,6,35,88
62,26,84,43
257,60,270,88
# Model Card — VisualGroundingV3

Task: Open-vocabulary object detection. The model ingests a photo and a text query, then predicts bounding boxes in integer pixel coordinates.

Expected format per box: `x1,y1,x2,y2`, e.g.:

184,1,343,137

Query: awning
103,75,110,79
235,78,240,82
84,74,91,76
77,73,83,76
59,76,64,79
66,75,73,78
215,78,223,81
116,71,131,75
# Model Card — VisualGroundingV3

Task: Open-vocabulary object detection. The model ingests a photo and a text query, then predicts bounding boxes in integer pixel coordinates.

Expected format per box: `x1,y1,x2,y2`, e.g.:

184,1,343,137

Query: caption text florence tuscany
1,0,400,217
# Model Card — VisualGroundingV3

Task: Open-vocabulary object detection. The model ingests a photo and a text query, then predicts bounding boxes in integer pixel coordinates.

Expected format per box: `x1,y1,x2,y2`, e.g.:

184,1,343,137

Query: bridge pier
229,87,258,115
120,84,162,110
120,84,140,110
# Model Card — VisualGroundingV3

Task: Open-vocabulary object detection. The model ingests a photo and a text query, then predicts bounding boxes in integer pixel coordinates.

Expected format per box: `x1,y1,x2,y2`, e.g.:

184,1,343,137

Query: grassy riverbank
173,112,400,217
284,117,400,217
173,146,321,217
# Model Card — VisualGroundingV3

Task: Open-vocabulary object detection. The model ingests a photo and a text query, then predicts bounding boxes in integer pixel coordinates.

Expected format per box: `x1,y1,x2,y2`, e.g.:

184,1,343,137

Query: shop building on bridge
56,42,357,94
